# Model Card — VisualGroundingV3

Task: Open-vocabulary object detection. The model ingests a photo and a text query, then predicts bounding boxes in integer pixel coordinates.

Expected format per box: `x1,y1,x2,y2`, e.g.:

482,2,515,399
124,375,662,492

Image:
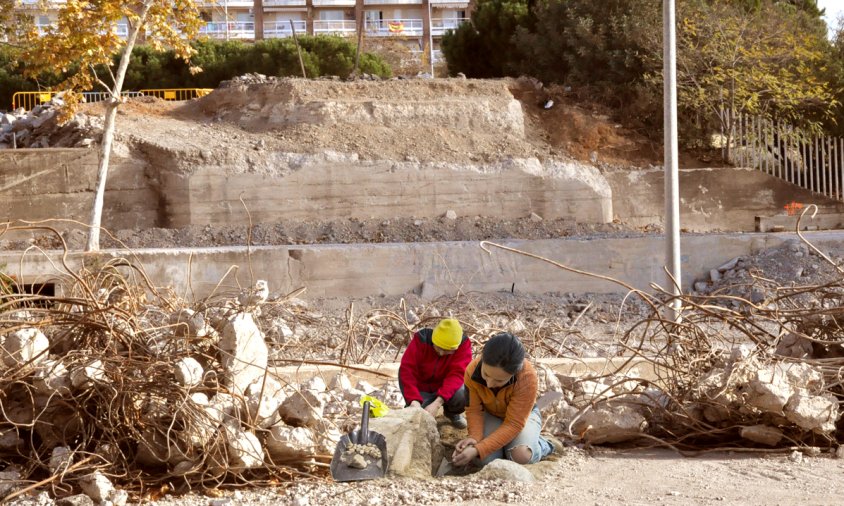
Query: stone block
368,406,442,478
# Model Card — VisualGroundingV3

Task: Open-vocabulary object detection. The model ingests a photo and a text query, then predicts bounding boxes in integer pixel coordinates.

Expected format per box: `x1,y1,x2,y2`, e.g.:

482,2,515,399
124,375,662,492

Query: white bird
237,279,269,308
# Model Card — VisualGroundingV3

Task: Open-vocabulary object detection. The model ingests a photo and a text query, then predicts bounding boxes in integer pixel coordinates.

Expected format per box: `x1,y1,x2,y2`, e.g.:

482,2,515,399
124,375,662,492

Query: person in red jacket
399,318,472,428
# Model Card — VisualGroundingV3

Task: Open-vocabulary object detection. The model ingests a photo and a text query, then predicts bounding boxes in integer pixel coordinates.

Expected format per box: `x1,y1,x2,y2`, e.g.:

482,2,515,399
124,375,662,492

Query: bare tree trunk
86,3,152,252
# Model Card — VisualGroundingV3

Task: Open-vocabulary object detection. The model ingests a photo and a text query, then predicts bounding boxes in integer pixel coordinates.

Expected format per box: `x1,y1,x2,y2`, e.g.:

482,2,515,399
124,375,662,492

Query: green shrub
0,36,391,108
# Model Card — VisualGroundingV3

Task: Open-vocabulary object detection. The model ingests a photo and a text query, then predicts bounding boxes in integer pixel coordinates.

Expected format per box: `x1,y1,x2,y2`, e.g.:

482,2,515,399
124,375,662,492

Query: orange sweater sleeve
464,359,486,443
474,363,538,460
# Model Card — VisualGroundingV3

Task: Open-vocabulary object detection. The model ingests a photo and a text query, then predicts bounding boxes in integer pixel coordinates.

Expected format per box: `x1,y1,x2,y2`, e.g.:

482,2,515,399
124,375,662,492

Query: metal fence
12,89,212,111
725,112,844,202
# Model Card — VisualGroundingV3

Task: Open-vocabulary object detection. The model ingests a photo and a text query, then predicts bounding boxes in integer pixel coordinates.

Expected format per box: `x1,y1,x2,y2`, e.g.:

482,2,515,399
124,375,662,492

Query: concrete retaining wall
607,167,844,232
0,148,159,234
161,156,612,226
3,231,840,300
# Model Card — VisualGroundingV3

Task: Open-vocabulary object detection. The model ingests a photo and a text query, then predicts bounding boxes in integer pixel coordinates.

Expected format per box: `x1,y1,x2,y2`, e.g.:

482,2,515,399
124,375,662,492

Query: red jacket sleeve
437,338,472,400
399,334,423,404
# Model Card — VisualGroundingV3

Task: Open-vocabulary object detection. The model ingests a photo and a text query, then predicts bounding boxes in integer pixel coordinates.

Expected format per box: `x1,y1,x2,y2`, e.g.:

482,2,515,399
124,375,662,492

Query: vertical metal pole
664,0,681,320
225,0,230,40
428,0,434,77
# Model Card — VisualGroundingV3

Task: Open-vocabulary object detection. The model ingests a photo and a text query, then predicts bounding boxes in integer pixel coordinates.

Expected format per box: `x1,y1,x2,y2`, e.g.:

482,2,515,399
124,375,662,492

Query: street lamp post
664,0,681,320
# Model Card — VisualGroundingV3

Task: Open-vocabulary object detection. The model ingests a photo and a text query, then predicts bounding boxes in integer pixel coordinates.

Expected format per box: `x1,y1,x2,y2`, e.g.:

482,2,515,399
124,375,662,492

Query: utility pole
664,0,682,320
427,0,434,76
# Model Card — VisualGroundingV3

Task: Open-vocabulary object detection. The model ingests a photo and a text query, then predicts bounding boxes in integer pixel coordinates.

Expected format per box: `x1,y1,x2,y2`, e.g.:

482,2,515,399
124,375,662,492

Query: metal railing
199,21,255,39
264,20,307,38
365,18,424,36
727,112,844,202
313,19,357,34
12,89,210,111
431,17,468,35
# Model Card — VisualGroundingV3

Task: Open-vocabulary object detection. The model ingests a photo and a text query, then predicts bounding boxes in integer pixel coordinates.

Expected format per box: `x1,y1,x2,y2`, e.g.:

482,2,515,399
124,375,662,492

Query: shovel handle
360,400,371,444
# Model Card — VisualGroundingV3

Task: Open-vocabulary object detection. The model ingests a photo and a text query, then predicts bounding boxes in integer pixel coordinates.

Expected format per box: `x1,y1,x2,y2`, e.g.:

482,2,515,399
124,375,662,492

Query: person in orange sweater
451,332,553,466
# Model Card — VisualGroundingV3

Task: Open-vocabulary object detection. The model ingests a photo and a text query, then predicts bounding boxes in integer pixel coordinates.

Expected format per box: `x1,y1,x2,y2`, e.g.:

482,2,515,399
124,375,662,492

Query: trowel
435,457,454,477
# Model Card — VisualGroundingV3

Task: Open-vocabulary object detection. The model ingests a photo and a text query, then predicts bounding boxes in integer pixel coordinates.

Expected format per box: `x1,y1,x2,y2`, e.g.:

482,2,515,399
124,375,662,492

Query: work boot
449,413,467,429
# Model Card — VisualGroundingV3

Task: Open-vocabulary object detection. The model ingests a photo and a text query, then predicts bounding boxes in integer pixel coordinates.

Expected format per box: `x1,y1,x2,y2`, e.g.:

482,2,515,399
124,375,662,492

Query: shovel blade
330,432,389,482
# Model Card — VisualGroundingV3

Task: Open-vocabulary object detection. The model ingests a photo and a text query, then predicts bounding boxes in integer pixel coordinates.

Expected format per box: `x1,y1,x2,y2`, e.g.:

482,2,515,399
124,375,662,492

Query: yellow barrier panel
12,88,213,111
139,88,213,101
12,91,59,111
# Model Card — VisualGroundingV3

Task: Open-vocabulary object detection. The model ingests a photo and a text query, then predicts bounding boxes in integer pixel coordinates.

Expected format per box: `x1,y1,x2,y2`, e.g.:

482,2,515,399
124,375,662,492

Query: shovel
330,400,389,482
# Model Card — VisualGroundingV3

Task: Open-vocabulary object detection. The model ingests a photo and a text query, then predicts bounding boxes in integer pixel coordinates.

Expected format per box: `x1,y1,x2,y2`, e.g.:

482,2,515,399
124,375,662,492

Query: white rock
507,319,527,334
0,468,21,497
474,459,535,482
536,365,562,393
32,359,71,396
740,425,783,446
174,357,204,388
0,429,22,449
745,365,793,413
80,471,115,502
355,380,376,394
49,446,72,474
303,376,327,393
190,392,210,406
210,428,264,473
245,377,285,428
444,210,457,220
265,425,317,460
279,390,325,428
1,327,49,368
70,359,107,388
529,212,543,222
572,404,647,444
784,392,838,434
219,313,269,395
328,373,353,393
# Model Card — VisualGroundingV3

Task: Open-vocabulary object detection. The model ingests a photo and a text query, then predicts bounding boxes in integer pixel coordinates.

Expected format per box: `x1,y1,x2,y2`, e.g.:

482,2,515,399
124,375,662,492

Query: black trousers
399,378,468,416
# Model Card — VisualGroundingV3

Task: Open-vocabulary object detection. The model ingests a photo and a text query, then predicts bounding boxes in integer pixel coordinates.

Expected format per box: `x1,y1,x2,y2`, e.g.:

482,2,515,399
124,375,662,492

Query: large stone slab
368,406,443,479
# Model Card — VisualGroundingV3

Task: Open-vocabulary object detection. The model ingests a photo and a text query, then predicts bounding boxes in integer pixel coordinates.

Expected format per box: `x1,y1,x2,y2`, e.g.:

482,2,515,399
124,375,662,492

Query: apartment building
21,0,470,47
197,0,469,43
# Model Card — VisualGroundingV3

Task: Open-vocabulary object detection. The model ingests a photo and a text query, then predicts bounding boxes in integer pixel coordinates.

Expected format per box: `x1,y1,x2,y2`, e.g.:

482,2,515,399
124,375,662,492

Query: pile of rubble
0,98,101,149
0,269,408,504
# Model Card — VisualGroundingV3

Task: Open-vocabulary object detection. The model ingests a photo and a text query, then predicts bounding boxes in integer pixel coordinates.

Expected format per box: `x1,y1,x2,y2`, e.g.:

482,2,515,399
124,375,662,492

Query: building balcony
199,21,255,39
365,18,423,36
431,17,467,35
312,0,356,6
430,0,469,5
264,0,307,7
196,0,253,7
264,20,307,37
313,19,356,34
363,0,422,4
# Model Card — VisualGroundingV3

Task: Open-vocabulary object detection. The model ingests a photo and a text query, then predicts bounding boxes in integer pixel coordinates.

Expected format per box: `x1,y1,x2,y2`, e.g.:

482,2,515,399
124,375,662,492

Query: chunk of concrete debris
529,212,543,222
1,327,49,368
536,364,562,393
56,494,95,506
444,210,457,220
70,359,107,388
328,372,353,393
33,359,72,396
745,366,793,413
279,389,325,428
0,468,21,497
219,313,269,395
50,446,73,474
80,471,127,505
266,425,316,460
0,429,22,450
356,380,376,394
368,406,442,478
784,392,838,433
174,357,204,387
507,319,527,334
474,459,535,483
572,404,647,444
245,377,285,428
168,308,206,337
740,425,783,446
304,375,327,393
209,428,264,474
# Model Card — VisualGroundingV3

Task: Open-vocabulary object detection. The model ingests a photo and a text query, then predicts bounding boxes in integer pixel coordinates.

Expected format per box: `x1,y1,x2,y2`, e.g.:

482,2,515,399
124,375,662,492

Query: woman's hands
452,437,479,466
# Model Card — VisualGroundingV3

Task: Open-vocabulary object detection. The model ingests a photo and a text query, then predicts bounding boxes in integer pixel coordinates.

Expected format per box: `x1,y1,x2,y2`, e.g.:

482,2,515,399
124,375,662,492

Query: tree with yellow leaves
21,0,202,251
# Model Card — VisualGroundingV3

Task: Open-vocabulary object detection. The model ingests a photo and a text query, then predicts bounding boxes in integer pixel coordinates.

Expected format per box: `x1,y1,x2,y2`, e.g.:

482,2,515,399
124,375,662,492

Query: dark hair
482,332,525,375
